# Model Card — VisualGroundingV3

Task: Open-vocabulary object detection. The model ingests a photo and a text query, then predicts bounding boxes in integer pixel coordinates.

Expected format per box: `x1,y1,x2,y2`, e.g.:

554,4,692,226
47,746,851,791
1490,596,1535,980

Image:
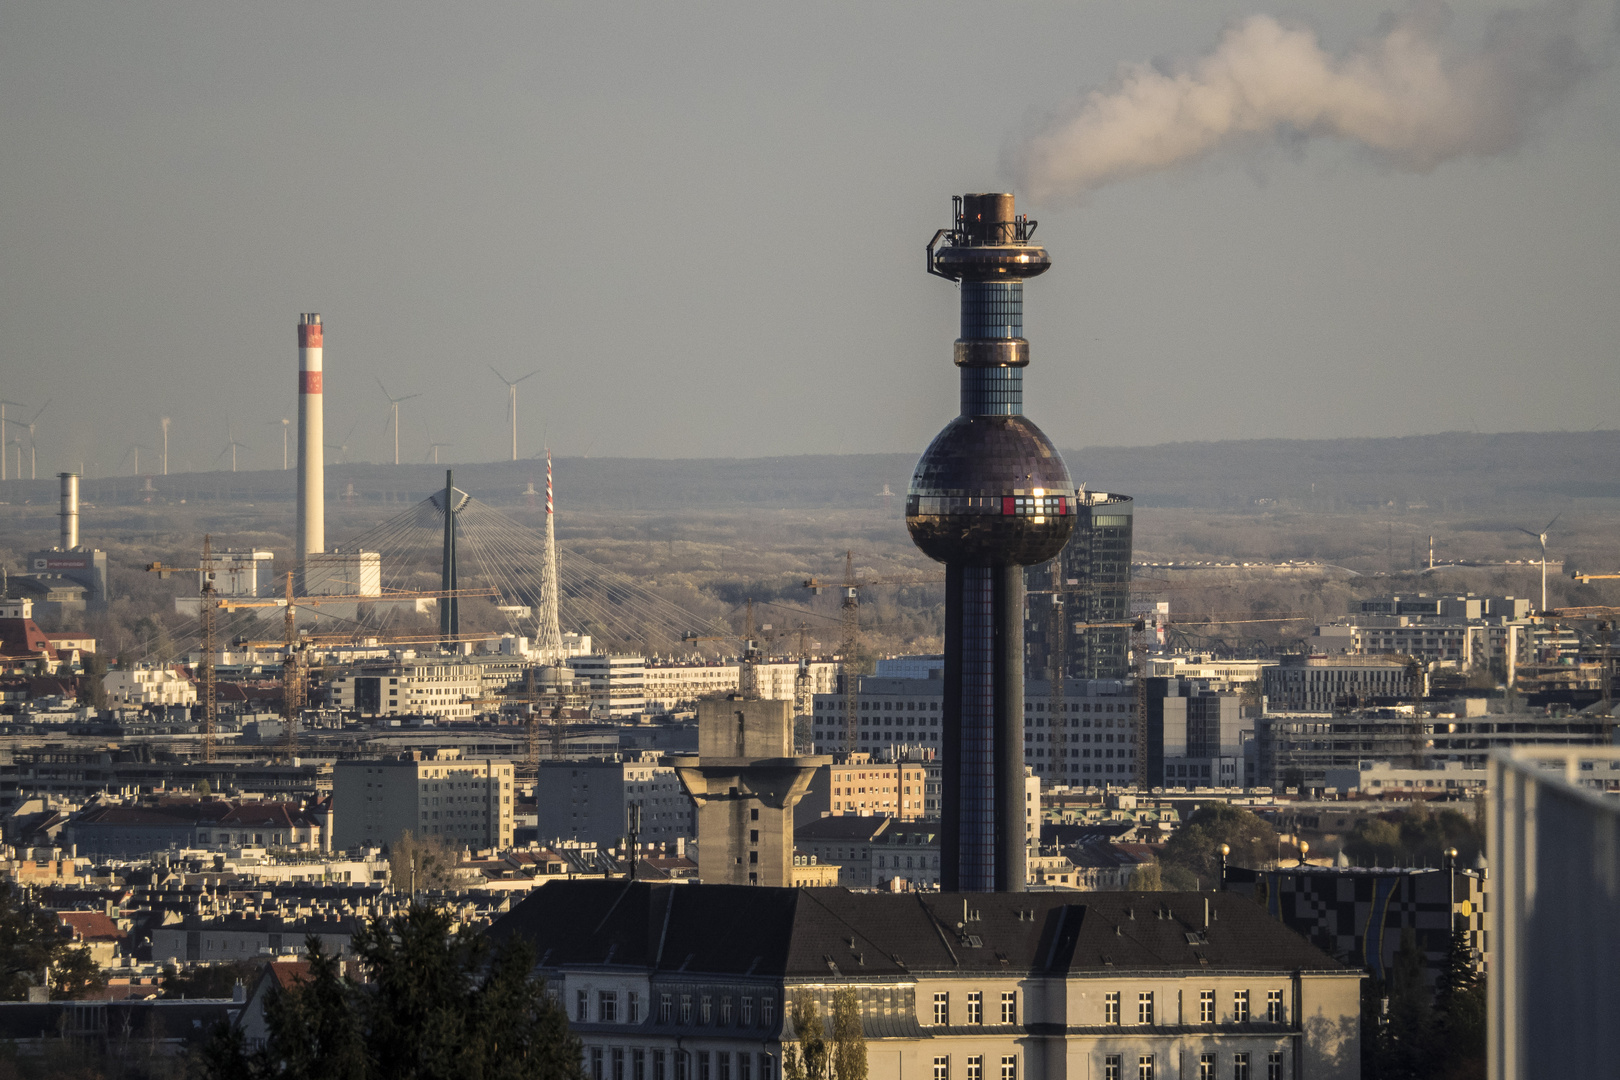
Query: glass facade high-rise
1026,493,1134,682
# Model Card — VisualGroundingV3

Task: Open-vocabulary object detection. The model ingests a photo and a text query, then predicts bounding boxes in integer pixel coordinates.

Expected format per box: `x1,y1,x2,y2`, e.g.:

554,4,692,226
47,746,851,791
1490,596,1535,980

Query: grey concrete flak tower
909,193,1076,892
672,697,830,886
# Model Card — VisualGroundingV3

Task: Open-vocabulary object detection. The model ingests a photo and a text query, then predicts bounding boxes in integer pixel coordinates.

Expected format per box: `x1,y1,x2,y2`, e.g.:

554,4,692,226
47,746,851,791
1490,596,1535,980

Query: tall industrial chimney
908,193,1075,892
58,472,78,550
296,314,325,584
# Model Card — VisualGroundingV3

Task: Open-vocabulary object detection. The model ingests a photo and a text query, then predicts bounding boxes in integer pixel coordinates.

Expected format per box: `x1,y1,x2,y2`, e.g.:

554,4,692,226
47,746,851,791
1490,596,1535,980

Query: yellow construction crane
804,552,942,754
146,536,222,763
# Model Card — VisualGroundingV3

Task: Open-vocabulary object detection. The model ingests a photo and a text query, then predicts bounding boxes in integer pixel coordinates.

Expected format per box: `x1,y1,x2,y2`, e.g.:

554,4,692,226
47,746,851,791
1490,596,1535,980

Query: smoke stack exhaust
58,472,78,551
296,314,325,585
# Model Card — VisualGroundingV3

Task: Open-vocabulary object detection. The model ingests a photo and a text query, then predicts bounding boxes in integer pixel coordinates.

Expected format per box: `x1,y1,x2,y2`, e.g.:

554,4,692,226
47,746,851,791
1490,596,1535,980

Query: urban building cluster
5,193,1613,1076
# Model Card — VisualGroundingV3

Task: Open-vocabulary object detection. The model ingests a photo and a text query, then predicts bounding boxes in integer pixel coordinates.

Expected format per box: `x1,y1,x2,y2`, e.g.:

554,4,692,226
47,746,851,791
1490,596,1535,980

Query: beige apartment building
332,749,514,850
493,882,1361,1080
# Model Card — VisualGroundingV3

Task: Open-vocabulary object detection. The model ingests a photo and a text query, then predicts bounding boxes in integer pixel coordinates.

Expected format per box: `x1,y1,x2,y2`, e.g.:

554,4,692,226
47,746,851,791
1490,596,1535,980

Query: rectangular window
1234,991,1250,1023
933,991,949,1025
1198,1055,1214,1080
628,991,641,1023
655,1051,666,1080
1137,1057,1154,1080
1232,1053,1250,1080
762,1057,775,1080
1266,1055,1281,1080
600,991,618,1023
967,992,983,1025
1000,991,1017,1025
1138,992,1154,1026
660,994,673,1024
591,1048,604,1080
614,1048,626,1080
1199,989,1214,1024
933,1057,950,1080
1000,1057,1016,1080
578,990,590,1023
718,1053,730,1080
680,995,693,1025
1104,992,1120,1025
1103,1057,1121,1080
966,1057,983,1080
699,1052,710,1080
740,1054,752,1080
763,996,776,1028
676,1054,688,1080
634,1050,646,1080
1266,990,1283,1024
742,997,753,1026
701,995,713,1025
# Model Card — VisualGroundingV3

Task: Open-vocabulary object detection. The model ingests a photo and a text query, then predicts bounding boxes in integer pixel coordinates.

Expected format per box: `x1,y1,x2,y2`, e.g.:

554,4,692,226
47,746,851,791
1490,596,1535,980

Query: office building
811,678,1139,791
570,655,647,718
1142,678,1246,789
1025,493,1135,682
533,754,695,846
1262,654,1412,712
326,661,483,719
331,749,514,850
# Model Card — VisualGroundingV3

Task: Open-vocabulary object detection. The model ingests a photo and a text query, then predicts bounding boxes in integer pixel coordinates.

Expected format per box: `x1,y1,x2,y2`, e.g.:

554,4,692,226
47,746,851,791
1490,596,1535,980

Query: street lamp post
1444,846,1459,932
1218,843,1230,891
1297,839,1310,867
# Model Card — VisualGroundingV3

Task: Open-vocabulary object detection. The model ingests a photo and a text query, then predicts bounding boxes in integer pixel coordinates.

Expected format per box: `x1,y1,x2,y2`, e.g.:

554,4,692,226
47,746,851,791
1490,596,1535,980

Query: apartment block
332,749,514,850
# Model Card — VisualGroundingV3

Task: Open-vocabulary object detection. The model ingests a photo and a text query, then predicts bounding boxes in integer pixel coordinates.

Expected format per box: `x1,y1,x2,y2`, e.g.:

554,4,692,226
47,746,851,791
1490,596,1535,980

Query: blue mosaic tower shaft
908,194,1076,892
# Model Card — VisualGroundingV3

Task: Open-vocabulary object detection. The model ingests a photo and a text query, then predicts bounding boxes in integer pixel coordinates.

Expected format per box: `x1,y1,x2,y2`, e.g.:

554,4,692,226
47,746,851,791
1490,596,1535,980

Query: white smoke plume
1007,3,1607,202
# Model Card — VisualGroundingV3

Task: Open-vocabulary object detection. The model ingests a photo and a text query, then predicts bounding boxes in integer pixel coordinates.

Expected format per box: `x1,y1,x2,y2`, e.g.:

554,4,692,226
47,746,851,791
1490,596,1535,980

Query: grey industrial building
532,753,694,847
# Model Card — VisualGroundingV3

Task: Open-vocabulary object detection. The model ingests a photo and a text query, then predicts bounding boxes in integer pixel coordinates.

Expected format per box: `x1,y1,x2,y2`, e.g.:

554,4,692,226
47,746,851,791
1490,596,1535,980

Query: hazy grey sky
2,1,1617,473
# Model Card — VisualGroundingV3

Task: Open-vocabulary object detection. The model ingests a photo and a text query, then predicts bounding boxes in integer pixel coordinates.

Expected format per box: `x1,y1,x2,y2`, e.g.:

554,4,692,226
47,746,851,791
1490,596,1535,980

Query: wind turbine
25,401,48,479
376,379,421,466
490,367,539,462
160,417,171,475
426,442,453,464
326,419,361,464
7,436,21,481
216,421,250,473
1517,514,1561,613
269,417,290,470
0,400,25,481
120,443,154,476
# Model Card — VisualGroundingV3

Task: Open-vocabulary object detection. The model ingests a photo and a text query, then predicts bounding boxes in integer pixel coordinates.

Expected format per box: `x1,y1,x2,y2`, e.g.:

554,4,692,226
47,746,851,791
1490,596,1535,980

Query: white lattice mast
534,448,566,663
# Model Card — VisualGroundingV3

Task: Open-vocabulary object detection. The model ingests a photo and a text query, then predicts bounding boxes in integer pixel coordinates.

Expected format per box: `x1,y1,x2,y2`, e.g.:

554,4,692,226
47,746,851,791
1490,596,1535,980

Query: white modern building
569,655,647,718
326,661,484,719
103,667,198,708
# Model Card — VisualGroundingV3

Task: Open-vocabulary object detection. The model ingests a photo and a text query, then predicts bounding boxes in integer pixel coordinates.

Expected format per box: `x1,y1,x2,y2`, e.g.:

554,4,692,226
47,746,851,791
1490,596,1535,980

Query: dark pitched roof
490,881,1342,979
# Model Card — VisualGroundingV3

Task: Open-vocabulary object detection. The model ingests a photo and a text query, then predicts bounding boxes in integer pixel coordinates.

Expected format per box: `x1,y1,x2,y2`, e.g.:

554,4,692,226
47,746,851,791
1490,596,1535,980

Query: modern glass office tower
907,193,1075,892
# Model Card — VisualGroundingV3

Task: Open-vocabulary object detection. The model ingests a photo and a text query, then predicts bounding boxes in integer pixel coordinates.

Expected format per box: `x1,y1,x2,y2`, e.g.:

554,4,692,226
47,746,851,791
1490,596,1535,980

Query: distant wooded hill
14,430,1618,513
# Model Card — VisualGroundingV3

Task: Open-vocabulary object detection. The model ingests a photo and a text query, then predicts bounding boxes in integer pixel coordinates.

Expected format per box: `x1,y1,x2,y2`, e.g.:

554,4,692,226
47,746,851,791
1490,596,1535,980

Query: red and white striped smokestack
296,314,325,581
